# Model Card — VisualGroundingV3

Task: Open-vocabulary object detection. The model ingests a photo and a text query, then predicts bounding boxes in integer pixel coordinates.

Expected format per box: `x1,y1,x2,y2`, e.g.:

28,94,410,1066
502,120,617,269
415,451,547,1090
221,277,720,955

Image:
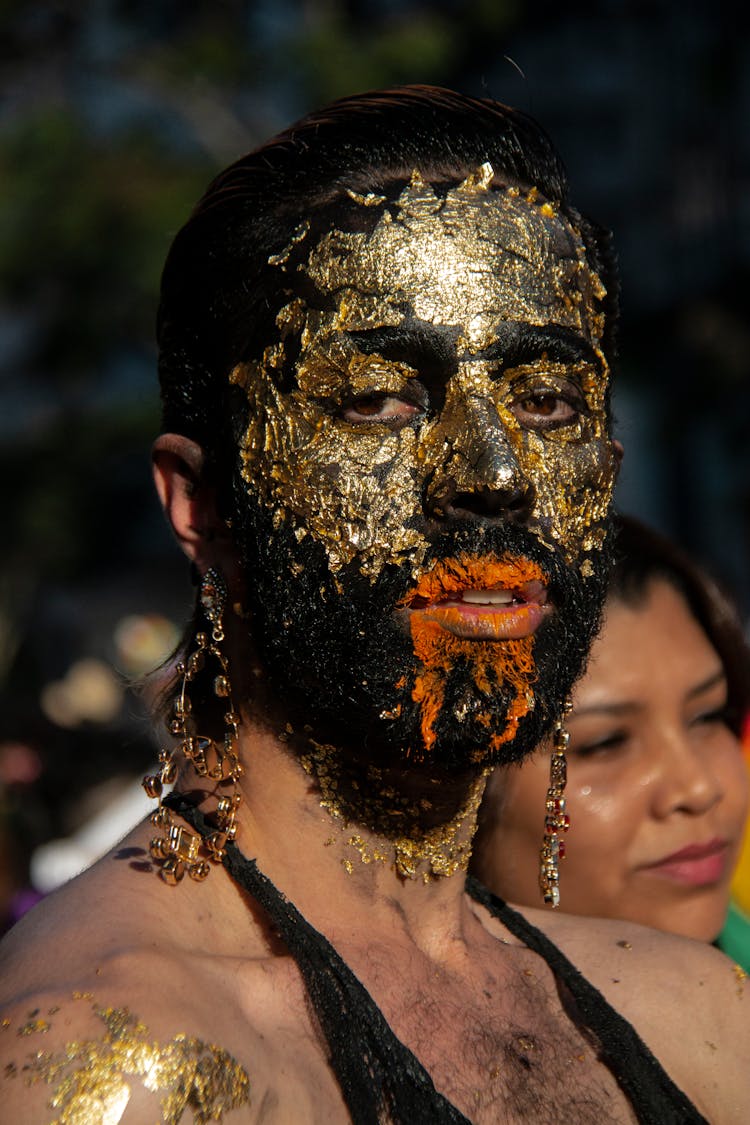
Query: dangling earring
143,568,243,885
539,700,571,908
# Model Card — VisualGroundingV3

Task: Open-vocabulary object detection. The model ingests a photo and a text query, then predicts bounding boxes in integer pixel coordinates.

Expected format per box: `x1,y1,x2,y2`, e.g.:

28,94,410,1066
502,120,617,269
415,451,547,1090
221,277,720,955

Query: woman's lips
640,839,730,887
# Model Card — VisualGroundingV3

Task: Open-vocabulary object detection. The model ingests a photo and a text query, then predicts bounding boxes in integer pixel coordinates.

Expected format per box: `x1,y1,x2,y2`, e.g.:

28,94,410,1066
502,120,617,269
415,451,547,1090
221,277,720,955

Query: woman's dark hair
611,514,750,735
156,84,619,507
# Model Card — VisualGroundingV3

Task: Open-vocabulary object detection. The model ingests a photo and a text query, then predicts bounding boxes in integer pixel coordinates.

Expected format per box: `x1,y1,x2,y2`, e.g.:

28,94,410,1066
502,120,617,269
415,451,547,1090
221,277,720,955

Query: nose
424,397,535,523
650,730,723,820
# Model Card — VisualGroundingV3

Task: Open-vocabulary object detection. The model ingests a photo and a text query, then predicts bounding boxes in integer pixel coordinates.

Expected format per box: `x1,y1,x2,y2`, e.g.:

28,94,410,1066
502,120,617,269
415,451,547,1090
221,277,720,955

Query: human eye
570,729,629,759
508,378,587,432
689,703,735,732
340,390,424,428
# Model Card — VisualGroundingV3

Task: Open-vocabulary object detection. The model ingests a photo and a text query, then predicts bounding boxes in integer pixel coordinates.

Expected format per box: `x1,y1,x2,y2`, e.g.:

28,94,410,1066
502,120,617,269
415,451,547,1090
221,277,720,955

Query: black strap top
468,878,708,1125
166,796,708,1125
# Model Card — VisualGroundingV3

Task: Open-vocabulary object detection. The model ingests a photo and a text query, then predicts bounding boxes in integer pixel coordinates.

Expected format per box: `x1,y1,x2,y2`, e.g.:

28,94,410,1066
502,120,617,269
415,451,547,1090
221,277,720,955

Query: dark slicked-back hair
157,85,619,507
611,515,750,736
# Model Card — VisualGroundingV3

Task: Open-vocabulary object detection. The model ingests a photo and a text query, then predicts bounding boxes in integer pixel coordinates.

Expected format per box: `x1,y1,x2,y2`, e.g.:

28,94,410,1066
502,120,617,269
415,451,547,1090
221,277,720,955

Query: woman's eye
341,393,421,425
571,731,628,758
511,391,581,428
689,704,733,731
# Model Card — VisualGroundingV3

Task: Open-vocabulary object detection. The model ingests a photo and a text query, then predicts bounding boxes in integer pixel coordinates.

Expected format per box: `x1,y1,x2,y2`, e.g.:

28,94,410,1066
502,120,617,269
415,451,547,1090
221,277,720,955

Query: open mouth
400,555,552,641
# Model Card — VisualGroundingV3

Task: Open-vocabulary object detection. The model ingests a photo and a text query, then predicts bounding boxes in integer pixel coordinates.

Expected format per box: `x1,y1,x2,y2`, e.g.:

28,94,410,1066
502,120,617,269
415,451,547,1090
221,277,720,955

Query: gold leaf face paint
7,1001,250,1123
224,168,617,851
232,167,618,580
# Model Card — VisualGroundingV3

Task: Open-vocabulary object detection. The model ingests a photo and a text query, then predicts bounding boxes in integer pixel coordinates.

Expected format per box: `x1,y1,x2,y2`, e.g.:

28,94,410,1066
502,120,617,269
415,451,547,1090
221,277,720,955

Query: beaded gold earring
143,568,243,885
539,701,571,908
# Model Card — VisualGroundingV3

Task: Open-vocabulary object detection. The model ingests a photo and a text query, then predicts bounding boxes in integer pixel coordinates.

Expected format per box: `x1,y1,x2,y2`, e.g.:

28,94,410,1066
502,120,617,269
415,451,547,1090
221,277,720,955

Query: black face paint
234,488,612,773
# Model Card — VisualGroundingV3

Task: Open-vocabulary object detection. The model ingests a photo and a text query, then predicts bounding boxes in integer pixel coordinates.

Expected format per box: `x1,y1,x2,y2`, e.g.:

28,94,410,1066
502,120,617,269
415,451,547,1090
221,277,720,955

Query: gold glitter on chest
9,1001,250,1123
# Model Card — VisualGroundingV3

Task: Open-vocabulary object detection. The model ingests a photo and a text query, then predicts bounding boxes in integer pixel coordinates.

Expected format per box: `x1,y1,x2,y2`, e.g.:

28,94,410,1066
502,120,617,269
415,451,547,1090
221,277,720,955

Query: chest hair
377,951,638,1125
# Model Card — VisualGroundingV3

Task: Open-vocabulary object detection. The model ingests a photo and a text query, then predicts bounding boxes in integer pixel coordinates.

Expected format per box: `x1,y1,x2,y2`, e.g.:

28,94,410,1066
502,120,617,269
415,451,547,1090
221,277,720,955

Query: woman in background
471,514,750,967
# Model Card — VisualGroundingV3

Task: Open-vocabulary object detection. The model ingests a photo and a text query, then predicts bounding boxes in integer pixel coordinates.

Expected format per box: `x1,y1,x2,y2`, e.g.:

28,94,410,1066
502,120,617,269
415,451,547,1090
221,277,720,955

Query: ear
612,438,624,477
152,433,239,581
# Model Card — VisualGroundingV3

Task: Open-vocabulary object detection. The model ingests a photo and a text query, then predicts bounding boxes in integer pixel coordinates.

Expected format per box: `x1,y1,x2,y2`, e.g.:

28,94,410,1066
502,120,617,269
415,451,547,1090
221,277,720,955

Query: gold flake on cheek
233,343,429,578
484,353,616,561
10,1003,250,1123
232,170,612,579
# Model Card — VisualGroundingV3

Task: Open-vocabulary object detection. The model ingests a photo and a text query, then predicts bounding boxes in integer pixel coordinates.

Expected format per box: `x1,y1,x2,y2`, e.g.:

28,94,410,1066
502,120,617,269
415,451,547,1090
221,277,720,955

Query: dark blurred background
1,0,748,919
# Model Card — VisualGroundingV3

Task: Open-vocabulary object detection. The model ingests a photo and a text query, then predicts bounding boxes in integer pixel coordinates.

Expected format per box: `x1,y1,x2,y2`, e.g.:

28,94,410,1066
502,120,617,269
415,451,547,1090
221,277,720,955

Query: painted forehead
275,165,607,356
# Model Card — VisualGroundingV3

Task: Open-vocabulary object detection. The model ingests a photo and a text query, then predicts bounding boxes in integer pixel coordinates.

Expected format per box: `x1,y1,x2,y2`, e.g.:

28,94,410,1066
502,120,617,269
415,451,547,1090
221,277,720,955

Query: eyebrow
347,319,599,373
572,669,728,719
481,322,601,370
344,319,601,411
346,321,460,381
685,669,727,702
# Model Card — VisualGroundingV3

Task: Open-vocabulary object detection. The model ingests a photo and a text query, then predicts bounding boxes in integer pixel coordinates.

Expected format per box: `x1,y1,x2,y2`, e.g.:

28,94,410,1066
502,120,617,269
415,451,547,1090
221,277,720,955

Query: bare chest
394,980,637,1124
331,944,638,1125
237,946,640,1125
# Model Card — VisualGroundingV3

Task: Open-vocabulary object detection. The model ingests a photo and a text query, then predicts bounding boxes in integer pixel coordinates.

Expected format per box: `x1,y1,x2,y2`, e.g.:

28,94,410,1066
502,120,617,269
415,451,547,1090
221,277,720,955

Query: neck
299,736,488,881
178,713,491,945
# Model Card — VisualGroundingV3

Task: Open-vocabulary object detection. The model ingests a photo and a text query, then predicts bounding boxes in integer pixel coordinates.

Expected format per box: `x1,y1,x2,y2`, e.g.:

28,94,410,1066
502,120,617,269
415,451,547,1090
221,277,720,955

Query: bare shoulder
521,906,750,1125
0,846,346,1122
0,985,254,1123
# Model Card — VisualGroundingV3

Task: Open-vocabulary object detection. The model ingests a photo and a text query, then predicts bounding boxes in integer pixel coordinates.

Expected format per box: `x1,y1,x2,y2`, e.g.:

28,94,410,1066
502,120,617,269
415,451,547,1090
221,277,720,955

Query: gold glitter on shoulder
7,1001,250,1123
732,963,747,998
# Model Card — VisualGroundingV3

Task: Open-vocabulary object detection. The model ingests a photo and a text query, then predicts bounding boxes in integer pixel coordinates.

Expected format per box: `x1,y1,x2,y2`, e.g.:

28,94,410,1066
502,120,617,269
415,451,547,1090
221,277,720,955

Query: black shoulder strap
466,877,709,1125
165,794,470,1125
164,795,706,1125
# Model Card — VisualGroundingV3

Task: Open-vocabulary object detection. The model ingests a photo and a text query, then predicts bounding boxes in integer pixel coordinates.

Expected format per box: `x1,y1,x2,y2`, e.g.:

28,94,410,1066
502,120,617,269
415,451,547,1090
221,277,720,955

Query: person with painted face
0,87,746,1124
471,514,750,969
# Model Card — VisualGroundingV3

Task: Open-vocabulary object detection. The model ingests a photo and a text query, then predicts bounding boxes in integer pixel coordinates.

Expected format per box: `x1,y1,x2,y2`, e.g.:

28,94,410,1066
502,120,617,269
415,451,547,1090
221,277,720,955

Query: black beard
233,496,612,775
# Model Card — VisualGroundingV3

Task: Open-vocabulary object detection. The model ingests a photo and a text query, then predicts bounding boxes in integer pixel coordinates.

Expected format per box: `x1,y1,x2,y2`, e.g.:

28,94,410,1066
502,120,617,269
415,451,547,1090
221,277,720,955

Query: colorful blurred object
729,713,750,917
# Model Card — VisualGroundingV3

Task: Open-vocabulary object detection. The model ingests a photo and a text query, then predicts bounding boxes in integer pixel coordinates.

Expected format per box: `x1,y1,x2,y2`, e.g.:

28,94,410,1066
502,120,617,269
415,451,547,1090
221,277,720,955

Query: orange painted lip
417,600,551,640
400,555,552,641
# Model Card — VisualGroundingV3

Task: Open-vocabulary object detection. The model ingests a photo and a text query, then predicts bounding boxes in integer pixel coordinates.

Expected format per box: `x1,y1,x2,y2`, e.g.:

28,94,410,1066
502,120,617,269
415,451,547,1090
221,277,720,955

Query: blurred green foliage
0,0,522,592
0,110,215,380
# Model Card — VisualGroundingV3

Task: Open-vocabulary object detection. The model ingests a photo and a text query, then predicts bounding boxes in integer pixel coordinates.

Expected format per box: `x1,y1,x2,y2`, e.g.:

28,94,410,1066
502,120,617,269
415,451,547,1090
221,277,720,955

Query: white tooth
461,589,514,605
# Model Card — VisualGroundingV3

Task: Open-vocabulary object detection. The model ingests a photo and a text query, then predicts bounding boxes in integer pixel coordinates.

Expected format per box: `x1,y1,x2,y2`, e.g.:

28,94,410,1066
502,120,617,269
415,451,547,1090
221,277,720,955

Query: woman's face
477,577,749,940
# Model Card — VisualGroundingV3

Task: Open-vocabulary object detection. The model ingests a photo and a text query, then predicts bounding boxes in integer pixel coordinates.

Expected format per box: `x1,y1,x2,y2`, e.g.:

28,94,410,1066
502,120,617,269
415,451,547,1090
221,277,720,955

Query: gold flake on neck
301,738,488,881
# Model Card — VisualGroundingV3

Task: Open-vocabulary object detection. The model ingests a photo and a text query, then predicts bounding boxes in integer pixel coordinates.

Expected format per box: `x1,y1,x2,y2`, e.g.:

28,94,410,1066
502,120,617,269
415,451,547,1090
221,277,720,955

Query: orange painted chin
401,554,548,759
